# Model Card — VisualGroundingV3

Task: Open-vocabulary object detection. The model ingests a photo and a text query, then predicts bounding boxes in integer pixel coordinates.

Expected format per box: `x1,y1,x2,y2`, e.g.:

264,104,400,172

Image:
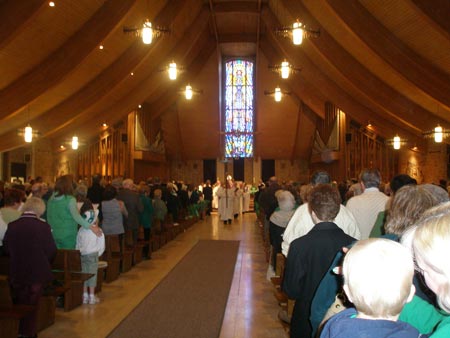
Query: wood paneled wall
346,121,398,182
77,128,128,182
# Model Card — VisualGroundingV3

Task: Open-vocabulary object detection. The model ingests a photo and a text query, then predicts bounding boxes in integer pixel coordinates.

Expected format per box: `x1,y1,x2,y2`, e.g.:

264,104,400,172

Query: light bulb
185,85,193,100
72,136,79,150
142,20,153,44
168,62,177,80
292,21,303,45
274,87,282,102
281,61,290,79
393,136,401,150
434,125,443,143
24,125,33,143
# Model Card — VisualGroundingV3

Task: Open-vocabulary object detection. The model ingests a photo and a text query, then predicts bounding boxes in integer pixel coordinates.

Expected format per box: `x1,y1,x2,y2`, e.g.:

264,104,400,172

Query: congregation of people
0,174,217,338
2,169,450,338
256,170,450,338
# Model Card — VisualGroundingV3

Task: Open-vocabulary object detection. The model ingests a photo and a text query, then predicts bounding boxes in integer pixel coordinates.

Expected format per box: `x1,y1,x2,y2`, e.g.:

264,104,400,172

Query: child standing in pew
320,238,424,338
76,200,105,305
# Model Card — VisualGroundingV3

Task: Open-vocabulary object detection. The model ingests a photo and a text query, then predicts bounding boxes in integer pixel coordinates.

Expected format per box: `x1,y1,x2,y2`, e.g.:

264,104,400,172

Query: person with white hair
117,178,143,245
269,190,296,271
399,202,450,337
321,238,420,338
3,197,57,338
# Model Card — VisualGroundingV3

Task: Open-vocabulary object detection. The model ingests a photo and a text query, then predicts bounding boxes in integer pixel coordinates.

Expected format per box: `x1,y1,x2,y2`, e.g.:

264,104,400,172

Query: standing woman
400,201,450,337
100,184,128,239
138,183,154,259
47,175,101,249
3,197,57,338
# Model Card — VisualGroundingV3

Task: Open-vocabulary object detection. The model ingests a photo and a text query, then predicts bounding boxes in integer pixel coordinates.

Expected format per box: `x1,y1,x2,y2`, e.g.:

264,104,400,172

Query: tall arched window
224,59,254,158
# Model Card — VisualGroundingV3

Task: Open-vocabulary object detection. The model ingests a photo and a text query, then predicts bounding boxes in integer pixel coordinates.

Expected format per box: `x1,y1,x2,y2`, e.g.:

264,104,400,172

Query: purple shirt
4,212,57,284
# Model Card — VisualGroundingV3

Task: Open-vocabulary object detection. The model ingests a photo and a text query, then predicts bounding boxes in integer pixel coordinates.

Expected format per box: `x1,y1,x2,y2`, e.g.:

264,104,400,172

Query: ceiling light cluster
386,135,408,150
275,20,320,45
264,87,291,102
182,85,202,100
269,60,301,79
123,19,170,45
423,125,450,143
18,124,40,143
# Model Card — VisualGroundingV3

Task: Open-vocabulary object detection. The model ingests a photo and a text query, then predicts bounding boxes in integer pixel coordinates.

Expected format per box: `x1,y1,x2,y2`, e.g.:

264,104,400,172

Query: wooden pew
121,231,135,272
137,226,150,260
149,226,161,252
96,260,108,292
103,235,121,283
0,275,34,338
0,257,61,332
52,249,94,312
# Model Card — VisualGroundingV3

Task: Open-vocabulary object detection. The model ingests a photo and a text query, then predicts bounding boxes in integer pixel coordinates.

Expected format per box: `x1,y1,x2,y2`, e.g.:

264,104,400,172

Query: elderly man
282,171,360,256
345,168,389,239
117,178,143,245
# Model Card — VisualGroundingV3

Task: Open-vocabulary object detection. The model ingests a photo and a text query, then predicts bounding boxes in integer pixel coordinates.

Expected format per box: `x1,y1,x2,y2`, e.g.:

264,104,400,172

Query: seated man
282,171,360,256
282,184,356,338
320,238,420,338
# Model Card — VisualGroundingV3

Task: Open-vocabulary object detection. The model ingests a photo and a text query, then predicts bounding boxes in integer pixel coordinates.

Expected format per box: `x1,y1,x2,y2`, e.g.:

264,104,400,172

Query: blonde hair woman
400,201,450,337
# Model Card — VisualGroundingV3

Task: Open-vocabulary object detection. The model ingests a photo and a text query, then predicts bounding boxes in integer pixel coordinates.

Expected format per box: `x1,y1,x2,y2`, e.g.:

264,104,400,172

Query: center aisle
40,212,287,338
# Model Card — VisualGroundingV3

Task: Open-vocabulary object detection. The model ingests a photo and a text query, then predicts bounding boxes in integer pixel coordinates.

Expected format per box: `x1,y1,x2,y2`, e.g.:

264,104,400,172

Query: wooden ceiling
0,0,449,160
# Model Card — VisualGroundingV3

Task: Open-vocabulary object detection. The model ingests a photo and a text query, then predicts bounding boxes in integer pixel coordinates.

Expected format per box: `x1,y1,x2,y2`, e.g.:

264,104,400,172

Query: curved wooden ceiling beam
261,7,418,142
0,0,137,120
69,35,216,155
47,7,212,147
258,37,326,119
0,0,189,152
41,0,195,139
0,0,46,50
280,0,440,132
410,0,450,39
149,30,213,121
323,0,450,110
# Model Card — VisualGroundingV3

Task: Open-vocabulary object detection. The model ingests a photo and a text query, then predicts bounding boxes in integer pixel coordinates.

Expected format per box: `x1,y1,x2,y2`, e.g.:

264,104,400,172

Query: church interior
1,1,450,338
0,0,449,184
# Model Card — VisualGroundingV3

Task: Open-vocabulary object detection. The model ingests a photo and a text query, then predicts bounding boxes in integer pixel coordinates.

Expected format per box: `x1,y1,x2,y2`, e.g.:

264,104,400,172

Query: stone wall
32,138,54,184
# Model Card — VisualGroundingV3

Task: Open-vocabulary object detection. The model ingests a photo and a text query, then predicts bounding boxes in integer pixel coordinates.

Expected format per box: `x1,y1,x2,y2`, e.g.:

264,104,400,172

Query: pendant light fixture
141,20,153,44
269,61,301,79
123,20,170,45
71,136,79,150
422,124,450,143
393,135,401,150
181,85,202,100
185,85,193,100
24,124,33,143
275,20,320,46
264,87,291,102
168,62,177,80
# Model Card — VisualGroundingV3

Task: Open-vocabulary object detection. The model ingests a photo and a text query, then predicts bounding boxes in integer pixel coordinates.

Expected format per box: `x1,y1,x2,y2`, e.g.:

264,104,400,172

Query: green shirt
0,207,22,224
400,295,450,337
47,194,91,249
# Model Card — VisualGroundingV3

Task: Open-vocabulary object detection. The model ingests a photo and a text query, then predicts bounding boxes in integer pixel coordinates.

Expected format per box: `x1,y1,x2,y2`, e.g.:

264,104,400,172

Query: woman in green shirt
47,175,101,249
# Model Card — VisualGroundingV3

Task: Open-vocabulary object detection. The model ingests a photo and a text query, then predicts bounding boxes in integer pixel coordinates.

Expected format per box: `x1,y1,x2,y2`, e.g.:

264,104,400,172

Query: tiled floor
39,212,288,338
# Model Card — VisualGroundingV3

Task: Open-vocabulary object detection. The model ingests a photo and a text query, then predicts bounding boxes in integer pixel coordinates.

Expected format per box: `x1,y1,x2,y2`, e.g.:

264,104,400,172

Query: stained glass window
224,59,254,158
